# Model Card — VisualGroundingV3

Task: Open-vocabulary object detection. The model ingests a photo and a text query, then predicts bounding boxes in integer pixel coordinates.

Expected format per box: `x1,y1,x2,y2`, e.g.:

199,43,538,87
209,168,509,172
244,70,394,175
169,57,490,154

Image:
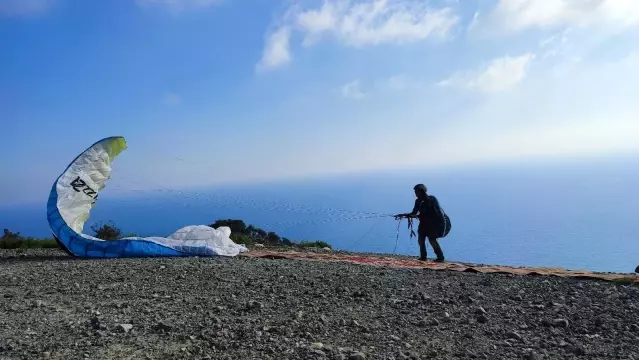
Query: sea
1,154,638,274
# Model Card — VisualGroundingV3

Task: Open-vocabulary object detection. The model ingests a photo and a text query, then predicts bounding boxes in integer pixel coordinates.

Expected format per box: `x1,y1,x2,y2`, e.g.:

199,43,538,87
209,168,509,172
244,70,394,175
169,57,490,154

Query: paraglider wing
46,136,248,258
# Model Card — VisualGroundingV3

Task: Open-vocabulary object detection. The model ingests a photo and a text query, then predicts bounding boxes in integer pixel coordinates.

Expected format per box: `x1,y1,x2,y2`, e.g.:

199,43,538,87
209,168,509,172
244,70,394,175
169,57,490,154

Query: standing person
395,184,449,262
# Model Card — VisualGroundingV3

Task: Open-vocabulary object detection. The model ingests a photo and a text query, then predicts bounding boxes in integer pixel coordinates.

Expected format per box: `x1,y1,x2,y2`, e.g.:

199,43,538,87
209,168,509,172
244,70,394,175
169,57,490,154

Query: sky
2,0,639,205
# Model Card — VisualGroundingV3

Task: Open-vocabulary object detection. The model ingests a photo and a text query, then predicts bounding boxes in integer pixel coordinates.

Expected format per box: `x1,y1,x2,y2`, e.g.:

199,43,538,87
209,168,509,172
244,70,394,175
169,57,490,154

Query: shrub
230,233,257,246
0,228,59,249
91,221,121,240
210,219,248,234
299,240,332,249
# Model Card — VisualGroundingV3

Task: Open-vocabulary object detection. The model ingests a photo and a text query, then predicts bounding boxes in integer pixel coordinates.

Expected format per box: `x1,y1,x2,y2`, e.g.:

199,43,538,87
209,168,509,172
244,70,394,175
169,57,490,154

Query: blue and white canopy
46,136,248,258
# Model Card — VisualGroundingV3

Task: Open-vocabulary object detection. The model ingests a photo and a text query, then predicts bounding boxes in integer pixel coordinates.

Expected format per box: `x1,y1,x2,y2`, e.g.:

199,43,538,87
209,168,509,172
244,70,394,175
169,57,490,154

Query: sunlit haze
2,0,639,205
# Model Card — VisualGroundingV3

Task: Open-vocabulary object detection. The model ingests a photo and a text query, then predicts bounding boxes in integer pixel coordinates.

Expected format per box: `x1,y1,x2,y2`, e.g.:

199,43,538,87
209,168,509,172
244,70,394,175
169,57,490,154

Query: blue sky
2,0,639,205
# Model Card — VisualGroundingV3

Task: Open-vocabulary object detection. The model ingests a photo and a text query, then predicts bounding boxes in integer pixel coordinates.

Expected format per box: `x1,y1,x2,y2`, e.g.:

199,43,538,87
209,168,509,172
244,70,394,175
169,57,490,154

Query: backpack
421,196,452,238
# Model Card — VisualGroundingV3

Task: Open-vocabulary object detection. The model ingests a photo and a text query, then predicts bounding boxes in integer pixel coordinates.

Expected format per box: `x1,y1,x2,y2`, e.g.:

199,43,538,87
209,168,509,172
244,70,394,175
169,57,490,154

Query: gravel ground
1,249,638,360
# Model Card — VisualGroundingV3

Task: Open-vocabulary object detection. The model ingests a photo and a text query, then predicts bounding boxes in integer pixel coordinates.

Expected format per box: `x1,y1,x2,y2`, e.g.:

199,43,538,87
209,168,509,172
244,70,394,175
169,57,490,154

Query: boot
431,240,445,262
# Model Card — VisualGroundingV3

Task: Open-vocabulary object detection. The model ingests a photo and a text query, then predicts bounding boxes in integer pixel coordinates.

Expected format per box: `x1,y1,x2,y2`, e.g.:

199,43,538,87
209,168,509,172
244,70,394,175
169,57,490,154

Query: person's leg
429,237,445,262
417,228,427,261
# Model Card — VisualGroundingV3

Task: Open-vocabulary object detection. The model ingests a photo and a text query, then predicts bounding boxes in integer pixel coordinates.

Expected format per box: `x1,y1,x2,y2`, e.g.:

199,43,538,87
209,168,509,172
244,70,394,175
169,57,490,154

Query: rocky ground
0,249,638,360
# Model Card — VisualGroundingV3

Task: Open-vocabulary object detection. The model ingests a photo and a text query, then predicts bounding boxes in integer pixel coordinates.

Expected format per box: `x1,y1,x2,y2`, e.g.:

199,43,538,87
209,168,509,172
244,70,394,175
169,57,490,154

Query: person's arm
395,199,420,219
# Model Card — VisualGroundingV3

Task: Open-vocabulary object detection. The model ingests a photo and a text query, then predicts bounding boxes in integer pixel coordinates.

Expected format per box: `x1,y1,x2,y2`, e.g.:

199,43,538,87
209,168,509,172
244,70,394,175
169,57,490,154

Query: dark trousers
418,224,444,261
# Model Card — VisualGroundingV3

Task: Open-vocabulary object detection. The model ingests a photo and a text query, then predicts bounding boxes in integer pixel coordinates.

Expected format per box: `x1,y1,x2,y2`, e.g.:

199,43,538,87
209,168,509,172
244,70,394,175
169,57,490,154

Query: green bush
0,229,60,249
230,233,257,246
91,221,121,240
299,240,332,249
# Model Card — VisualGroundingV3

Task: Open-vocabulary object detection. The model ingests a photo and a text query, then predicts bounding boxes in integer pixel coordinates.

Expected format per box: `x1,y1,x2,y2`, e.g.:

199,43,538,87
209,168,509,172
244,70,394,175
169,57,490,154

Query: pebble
349,352,366,360
155,320,173,332
506,331,523,342
116,324,133,333
552,319,570,328
246,300,263,310
524,351,543,360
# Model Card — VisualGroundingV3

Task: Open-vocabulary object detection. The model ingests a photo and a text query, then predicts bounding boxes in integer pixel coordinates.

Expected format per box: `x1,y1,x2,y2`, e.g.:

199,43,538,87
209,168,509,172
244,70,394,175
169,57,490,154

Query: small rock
116,323,133,333
352,290,366,298
552,319,570,328
573,346,585,355
246,300,263,310
506,331,523,342
90,317,103,330
419,293,433,303
390,335,401,341
311,349,327,356
476,307,487,315
524,351,543,360
349,352,366,360
155,320,173,332
320,315,329,324
311,342,324,350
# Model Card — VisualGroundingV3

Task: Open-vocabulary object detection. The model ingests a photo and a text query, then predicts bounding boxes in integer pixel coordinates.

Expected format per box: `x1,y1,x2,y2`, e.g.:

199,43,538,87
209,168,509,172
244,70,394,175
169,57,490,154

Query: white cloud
256,27,293,72
384,75,409,90
0,0,53,17
258,0,460,70
438,53,536,93
481,0,639,34
341,79,366,99
135,0,222,12
164,92,182,106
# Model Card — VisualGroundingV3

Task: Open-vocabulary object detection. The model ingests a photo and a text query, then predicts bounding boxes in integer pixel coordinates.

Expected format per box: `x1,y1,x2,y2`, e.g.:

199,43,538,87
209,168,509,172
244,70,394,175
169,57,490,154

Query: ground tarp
242,250,639,284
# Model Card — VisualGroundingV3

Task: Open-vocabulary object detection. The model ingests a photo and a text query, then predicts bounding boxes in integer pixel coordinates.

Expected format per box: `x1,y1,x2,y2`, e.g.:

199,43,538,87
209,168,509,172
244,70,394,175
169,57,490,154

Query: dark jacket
410,195,442,232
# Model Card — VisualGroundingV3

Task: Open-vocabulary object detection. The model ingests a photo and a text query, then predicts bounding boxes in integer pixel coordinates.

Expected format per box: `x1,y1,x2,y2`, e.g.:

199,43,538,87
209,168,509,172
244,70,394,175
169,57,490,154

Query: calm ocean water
1,155,638,274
